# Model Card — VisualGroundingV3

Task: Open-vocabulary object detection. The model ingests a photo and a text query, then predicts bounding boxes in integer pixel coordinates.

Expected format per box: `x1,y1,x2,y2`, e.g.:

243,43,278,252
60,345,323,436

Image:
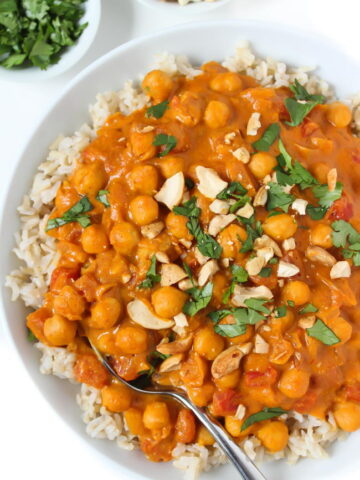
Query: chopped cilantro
153,133,177,157
259,267,272,277
138,255,160,289
27,328,37,342
275,305,287,318
306,205,327,220
241,407,288,431
96,189,110,208
222,265,248,304
216,181,247,200
306,318,340,346
312,183,343,209
183,282,213,317
185,177,195,190
252,123,280,151
331,220,360,248
146,100,169,119
46,196,93,231
266,182,295,212
299,303,318,314
287,300,295,307
173,196,200,217
285,80,325,127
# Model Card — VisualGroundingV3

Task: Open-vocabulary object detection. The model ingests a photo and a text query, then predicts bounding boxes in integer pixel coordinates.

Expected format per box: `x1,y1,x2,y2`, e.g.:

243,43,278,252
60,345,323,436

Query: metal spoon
89,340,266,480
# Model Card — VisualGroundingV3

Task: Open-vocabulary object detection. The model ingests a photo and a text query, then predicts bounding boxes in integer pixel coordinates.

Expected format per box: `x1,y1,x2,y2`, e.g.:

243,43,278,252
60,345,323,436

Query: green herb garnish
96,189,110,208
46,196,93,231
0,0,88,70
306,318,340,346
312,183,343,209
285,80,325,127
185,177,195,190
217,181,248,200
27,328,37,342
287,300,295,307
138,255,160,289
183,282,213,317
259,267,272,278
222,265,248,304
331,220,360,266
306,205,327,220
241,407,288,431
266,182,295,213
146,100,169,119
275,305,287,318
130,351,169,389
153,133,177,157
299,303,318,314
252,123,280,151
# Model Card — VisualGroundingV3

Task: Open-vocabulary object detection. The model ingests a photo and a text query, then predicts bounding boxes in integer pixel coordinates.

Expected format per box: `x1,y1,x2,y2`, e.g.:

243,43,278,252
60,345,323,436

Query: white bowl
0,0,101,82
136,0,232,15
1,19,360,480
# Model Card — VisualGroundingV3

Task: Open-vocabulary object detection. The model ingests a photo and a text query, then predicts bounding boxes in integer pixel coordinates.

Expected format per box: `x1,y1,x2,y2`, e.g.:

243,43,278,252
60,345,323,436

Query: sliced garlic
195,166,227,198
198,259,219,287
160,263,188,286
330,261,351,279
208,214,236,236
127,299,174,329
277,260,300,277
155,172,185,210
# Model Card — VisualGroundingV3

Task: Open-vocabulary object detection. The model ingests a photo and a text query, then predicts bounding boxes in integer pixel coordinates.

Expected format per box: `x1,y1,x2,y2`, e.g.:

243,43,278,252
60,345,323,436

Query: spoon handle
173,393,266,480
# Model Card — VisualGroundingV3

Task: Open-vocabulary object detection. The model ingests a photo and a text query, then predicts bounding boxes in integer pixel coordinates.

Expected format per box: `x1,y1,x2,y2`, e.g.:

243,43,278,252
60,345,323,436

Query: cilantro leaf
182,262,195,286
185,177,195,190
217,182,247,200
306,204,327,220
331,220,360,248
222,265,248,304
27,328,37,342
275,305,287,318
244,297,270,314
183,282,213,316
306,319,340,346
46,196,93,231
266,182,295,212
153,133,177,157
289,79,325,103
285,80,325,127
259,267,272,277
299,303,318,314
277,140,318,189
278,139,293,170
138,255,160,289
290,161,318,190
252,123,280,152
312,183,343,209
173,196,200,217
146,100,169,119
241,407,288,431
96,189,110,208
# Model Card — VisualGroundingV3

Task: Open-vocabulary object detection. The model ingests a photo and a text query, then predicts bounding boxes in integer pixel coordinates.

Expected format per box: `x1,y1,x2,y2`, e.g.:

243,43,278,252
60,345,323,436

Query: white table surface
1,0,360,478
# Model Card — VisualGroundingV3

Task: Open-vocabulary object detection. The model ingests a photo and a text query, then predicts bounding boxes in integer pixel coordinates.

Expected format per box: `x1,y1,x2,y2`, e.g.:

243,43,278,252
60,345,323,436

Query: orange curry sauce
27,62,360,461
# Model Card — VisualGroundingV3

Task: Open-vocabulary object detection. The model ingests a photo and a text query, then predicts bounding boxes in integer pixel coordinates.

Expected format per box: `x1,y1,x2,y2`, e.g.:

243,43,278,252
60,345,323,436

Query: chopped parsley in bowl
0,0,101,80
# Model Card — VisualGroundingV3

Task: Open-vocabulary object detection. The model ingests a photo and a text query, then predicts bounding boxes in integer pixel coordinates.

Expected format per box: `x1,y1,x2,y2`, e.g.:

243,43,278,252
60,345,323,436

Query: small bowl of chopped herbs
0,0,101,81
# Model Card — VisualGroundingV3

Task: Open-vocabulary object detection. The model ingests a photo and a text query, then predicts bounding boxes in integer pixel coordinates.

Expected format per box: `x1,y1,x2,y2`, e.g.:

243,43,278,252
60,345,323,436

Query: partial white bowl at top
0,0,101,82
136,0,232,15
1,19,360,480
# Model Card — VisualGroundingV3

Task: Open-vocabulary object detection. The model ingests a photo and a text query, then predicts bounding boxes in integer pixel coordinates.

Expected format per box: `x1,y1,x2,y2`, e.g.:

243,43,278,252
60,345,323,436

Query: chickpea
333,402,360,432
325,316,352,345
210,72,243,93
263,214,297,241
151,286,188,318
158,155,184,178
326,102,352,128
256,421,289,452
81,224,109,254
89,297,122,329
44,314,77,346
143,402,170,430
166,211,193,240
115,325,148,354
53,285,86,321
129,165,159,195
310,223,333,249
175,409,196,444
214,370,241,390
129,195,159,226
142,69,173,102
110,221,140,255
312,162,330,184
72,161,107,196
204,100,231,129
225,416,243,437
172,91,203,127
217,224,247,259
282,280,310,306
270,309,294,333
101,384,132,412
187,383,215,407
249,152,277,179
194,326,224,361
124,408,145,436
197,425,215,446
96,250,130,284
278,368,310,398
228,325,254,345
129,129,156,162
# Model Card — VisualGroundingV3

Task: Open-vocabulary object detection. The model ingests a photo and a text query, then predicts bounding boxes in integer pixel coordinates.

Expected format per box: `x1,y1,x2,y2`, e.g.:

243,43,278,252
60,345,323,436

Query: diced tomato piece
345,383,360,403
327,195,354,221
175,409,196,444
26,307,51,344
301,119,320,137
73,353,109,389
212,389,242,416
244,366,278,388
293,390,318,413
139,436,175,462
112,356,141,381
50,266,80,292
250,270,278,290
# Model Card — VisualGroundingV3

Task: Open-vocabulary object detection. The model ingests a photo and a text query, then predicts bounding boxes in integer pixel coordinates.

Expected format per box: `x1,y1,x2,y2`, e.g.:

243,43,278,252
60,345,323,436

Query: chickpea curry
27,62,360,461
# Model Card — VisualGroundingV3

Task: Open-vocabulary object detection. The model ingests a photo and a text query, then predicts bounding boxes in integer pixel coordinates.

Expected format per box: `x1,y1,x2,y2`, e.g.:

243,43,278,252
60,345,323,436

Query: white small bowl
136,0,232,15
0,0,101,82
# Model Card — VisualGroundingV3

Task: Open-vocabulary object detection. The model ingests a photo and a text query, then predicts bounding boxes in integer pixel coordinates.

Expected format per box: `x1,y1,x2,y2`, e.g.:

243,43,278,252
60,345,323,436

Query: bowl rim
1,18,360,479
0,0,102,82
136,0,232,14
